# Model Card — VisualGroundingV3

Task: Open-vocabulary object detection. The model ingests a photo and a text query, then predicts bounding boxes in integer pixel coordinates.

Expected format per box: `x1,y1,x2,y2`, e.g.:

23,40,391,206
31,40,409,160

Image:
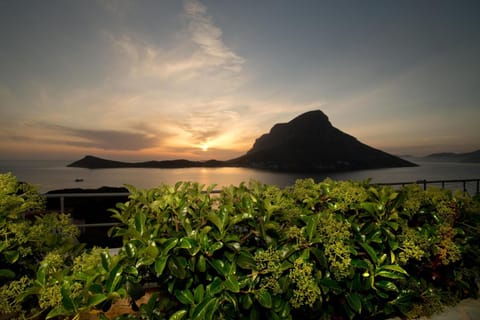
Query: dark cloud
25,123,161,151
64,128,158,150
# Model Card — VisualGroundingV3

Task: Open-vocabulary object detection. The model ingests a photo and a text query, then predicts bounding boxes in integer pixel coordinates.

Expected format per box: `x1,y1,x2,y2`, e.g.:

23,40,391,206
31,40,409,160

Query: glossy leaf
87,294,108,308
61,287,76,312
206,277,224,295
196,254,207,272
46,306,68,319
175,289,195,305
375,280,399,292
378,264,408,276
155,255,169,276
169,309,188,320
134,211,146,236
101,251,111,271
106,264,123,293
194,284,205,304
191,297,218,320
256,290,272,309
346,292,362,314
360,242,378,264
375,270,405,280
224,274,240,293
161,238,179,255
125,242,137,258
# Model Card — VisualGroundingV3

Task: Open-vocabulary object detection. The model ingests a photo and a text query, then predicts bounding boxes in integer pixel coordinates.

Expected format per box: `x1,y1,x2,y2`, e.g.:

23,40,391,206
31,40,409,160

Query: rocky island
68,110,416,172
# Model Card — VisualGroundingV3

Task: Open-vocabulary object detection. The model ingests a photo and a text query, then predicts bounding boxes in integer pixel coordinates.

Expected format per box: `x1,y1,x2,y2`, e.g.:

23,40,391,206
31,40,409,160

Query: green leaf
61,287,76,312
208,241,224,255
319,278,342,293
210,259,227,276
0,269,15,279
241,295,253,309
36,266,46,286
106,264,123,293
378,264,408,276
224,275,240,293
124,265,139,277
4,250,19,263
208,212,224,233
236,250,256,270
125,242,137,258
161,238,179,255
256,290,272,309
305,214,320,241
194,284,205,304
101,251,111,271
191,297,218,320
197,254,207,272
169,309,188,320
361,202,377,215
359,242,378,264
179,237,200,256
206,277,224,295
46,306,68,319
346,292,362,314
168,256,187,279
175,289,195,305
375,270,405,280
155,255,169,276
375,280,399,292
87,294,108,307
135,211,146,236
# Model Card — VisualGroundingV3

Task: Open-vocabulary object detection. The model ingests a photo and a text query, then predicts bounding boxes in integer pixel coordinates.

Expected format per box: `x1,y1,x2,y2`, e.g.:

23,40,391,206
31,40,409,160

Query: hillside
425,149,480,163
230,110,416,172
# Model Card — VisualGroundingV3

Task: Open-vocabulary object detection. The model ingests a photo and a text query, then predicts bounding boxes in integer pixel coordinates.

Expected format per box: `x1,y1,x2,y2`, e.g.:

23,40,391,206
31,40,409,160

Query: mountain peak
234,110,416,172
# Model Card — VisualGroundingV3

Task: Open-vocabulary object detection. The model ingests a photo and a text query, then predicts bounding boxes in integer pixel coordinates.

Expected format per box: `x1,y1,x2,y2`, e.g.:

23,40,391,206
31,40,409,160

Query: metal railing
377,178,480,194
43,178,480,230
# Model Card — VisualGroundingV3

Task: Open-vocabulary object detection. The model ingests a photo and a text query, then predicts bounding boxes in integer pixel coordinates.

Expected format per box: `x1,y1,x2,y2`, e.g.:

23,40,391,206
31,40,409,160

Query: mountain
230,110,416,172
68,110,417,172
425,149,480,163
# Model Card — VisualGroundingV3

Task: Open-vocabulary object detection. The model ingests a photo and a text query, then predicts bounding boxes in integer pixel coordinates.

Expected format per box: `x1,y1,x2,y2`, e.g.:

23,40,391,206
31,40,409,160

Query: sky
1,0,479,161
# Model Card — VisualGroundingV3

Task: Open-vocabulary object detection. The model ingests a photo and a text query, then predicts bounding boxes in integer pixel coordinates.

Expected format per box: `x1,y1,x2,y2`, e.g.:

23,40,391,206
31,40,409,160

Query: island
68,110,417,172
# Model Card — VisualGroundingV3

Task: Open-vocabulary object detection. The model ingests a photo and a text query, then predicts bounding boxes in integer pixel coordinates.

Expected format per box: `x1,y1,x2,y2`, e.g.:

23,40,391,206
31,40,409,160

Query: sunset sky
1,0,479,161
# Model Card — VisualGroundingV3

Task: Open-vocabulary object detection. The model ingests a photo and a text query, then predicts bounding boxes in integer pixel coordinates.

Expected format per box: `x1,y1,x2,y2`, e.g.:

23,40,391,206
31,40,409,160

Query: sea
1,158,480,195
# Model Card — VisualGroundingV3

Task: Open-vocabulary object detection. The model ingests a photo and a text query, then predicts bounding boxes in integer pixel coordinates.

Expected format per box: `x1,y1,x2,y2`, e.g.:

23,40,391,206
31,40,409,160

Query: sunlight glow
201,144,208,152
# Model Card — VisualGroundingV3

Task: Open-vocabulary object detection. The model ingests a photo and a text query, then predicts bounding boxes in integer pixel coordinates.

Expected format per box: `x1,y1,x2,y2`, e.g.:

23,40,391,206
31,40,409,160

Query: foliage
100,179,480,319
1,172,479,319
0,173,83,318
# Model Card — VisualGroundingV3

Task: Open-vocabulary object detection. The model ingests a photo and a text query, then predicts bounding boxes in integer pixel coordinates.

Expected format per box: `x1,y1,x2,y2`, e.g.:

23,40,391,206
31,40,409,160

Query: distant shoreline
67,155,417,173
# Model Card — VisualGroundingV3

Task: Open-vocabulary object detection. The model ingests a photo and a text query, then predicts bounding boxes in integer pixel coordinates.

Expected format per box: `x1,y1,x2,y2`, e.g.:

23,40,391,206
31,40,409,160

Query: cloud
16,123,161,151
108,0,244,86
183,0,244,72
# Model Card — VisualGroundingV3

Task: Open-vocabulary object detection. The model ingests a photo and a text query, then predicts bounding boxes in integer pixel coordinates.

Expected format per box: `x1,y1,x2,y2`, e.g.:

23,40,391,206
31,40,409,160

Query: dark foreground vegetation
1,172,479,319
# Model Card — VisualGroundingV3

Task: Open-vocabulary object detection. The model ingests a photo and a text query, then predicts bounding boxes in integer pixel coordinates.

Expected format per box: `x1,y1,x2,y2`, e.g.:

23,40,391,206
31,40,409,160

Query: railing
43,178,480,231
376,178,480,194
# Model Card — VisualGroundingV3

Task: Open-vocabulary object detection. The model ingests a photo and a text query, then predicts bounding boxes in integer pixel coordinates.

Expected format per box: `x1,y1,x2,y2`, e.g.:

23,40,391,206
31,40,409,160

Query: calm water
1,158,480,194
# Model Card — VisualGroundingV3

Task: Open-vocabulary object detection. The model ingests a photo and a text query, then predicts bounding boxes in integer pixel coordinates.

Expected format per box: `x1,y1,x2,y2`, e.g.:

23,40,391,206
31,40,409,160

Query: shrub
103,179,480,319
1,173,479,319
0,173,83,318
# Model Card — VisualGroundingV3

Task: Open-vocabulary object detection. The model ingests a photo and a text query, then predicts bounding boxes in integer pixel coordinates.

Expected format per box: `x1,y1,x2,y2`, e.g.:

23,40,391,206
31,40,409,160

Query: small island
68,110,416,172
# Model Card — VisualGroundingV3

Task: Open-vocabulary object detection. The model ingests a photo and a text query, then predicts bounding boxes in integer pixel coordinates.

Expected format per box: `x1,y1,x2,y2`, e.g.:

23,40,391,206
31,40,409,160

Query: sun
201,144,208,152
